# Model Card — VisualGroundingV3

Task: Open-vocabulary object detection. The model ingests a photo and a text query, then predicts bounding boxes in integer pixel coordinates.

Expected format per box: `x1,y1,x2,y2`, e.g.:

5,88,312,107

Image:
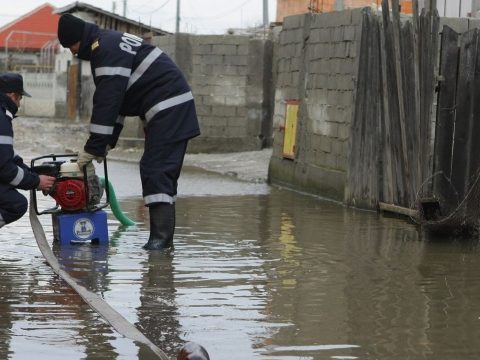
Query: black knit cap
57,14,86,47
0,73,31,97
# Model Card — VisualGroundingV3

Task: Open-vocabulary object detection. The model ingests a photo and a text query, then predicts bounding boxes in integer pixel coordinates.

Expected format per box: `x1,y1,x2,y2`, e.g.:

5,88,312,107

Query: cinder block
211,95,226,105
351,8,365,25
213,85,242,96
195,105,212,116
337,123,351,140
439,17,469,33
237,66,248,76
192,84,213,95
224,55,248,66
213,105,237,117
283,14,304,30
225,95,246,106
212,44,237,55
336,154,347,170
237,44,249,55
213,64,238,75
319,135,332,153
333,27,345,42
344,25,356,41
203,55,224,65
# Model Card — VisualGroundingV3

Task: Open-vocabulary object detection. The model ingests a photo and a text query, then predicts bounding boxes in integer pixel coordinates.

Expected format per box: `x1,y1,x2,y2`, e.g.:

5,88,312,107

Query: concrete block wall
152,33,273,153
269,9,364,202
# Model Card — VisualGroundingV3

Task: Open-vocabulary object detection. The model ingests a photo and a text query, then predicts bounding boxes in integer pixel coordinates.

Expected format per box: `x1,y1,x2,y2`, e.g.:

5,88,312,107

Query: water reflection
4,164,480,359
136,252,182,357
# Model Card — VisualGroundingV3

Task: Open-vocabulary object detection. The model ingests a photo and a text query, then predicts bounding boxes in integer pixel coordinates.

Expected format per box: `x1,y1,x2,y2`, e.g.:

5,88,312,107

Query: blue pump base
52,210,109,245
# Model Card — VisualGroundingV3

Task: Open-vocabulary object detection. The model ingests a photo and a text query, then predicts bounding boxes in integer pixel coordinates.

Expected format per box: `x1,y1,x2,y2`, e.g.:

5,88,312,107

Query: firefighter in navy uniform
0,73,55,229
57,14,200,250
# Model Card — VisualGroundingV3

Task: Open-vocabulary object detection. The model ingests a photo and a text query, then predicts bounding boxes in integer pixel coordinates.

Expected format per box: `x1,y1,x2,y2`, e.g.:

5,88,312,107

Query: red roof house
0,3,59,71
0,3,59,52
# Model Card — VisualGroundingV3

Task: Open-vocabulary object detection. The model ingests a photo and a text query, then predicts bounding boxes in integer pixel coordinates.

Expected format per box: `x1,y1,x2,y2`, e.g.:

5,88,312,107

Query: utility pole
176,0,181,33
123,0,127,17
263,0,268,26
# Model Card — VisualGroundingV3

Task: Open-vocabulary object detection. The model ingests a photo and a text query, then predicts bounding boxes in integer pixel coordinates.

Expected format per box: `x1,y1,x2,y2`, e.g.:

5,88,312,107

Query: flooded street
2,160,480,359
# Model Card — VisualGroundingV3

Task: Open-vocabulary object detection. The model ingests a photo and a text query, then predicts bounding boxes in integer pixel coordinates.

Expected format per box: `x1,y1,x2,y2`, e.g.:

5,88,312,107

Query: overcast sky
0,0,277,34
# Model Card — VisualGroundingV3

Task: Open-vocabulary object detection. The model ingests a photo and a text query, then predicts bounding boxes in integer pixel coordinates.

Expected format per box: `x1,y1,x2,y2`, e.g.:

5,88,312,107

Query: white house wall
18,72,56,117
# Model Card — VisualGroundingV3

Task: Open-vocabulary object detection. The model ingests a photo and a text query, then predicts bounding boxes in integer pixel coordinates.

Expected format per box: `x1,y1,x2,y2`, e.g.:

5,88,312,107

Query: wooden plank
401,22,420,202
421,9,439,182
382,0,404,205
451,29,478,203
419,9,430,186
466,34,480,217
391,0,412,206
411,0,422,188
346,9,370,206
382,0,401,204
369,17,381,208
432,26,459,211
379,11,395,204
379,202,419,218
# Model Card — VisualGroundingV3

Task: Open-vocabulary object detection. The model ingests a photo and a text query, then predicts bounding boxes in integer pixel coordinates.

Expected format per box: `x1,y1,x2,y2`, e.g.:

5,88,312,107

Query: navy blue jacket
0,93,39,190
77,23,200,157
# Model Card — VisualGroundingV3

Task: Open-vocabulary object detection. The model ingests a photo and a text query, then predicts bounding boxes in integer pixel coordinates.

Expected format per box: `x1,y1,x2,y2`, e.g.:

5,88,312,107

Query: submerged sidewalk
14,117,272,183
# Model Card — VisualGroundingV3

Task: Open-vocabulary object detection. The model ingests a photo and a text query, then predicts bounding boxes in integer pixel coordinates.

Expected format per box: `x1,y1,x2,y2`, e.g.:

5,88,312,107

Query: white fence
18,72,58,118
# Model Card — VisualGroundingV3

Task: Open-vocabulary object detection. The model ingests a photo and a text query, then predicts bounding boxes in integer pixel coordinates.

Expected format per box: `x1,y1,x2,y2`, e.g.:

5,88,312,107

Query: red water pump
31,154,110,245
32,154,105,213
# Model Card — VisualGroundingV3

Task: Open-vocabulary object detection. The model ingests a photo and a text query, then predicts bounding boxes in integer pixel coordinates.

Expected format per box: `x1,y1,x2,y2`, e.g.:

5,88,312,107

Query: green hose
99,177,136,226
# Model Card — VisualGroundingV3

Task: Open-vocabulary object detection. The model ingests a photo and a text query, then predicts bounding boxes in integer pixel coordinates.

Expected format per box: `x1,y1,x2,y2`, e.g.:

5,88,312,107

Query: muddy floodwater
2,160,480,359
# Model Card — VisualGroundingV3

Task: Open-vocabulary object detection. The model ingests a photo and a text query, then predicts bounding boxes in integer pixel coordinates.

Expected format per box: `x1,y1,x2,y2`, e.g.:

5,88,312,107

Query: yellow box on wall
282,100,299,159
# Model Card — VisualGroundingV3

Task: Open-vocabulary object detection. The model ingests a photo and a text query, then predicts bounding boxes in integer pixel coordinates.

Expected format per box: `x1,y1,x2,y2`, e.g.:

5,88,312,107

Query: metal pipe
263,0,268,26
176,0,181,33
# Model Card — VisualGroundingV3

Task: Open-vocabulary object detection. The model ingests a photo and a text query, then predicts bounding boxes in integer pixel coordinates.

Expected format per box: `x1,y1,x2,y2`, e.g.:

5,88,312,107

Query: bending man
57,14,200,250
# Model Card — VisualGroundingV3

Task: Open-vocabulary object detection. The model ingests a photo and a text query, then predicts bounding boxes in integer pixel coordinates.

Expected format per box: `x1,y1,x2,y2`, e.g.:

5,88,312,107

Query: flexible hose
29,192,169,359
99,177,136,226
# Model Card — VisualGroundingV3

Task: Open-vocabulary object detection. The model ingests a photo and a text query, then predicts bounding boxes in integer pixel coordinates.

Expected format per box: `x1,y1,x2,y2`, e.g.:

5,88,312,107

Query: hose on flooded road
28,191,170,360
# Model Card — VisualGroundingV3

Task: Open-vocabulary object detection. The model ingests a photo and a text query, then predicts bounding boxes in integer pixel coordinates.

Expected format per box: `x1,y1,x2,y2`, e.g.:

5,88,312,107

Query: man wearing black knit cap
57,14,200,251
57,14,85,48
0,73,55,229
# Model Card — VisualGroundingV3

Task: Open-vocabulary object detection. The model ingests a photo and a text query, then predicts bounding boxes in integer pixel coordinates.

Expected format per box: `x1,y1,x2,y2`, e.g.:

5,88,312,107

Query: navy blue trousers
140,136,188,207
0,184,28,226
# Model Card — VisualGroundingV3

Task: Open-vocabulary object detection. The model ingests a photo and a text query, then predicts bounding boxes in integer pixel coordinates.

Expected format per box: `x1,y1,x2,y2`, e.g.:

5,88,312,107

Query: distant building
276,0,480,22
54,1,170,40
0,3,59,72
0,1,170,73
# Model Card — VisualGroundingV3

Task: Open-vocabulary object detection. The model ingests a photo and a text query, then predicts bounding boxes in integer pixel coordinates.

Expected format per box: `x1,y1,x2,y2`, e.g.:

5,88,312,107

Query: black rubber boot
143,203,175,250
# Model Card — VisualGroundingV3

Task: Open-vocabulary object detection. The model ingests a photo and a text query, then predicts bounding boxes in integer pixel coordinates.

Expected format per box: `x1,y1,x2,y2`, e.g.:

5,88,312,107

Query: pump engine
31,154,109,245
33,160,103,212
